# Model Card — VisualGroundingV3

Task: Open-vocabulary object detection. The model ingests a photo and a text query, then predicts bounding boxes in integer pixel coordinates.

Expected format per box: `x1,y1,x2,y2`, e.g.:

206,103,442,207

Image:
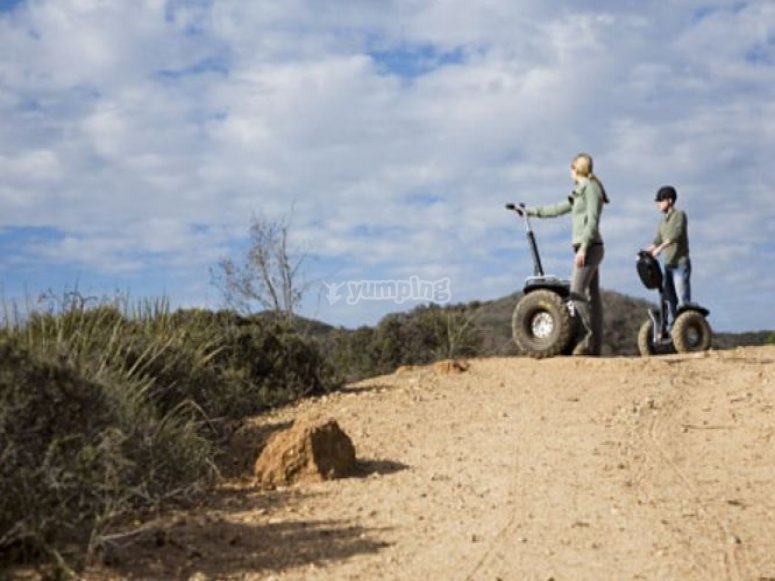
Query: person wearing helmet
647,185,691,329
525,152,609,356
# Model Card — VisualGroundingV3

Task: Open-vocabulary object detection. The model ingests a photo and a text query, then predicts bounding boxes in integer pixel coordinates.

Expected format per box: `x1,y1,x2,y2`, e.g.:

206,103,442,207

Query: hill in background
302,289,772,359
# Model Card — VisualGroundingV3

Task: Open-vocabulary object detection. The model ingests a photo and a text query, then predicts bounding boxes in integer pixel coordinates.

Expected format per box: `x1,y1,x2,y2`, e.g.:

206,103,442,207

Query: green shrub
323,304,483,382
19,304,340,422
0,336,216,573
164,309,341,418
0,297,341,574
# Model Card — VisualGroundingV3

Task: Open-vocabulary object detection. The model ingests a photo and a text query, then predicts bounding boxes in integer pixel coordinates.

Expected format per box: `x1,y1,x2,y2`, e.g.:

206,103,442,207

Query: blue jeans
664,259,691,326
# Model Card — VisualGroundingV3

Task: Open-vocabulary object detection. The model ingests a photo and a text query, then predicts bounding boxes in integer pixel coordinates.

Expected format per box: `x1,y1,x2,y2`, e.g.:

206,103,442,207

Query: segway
505,203,580,358
635,250,712,355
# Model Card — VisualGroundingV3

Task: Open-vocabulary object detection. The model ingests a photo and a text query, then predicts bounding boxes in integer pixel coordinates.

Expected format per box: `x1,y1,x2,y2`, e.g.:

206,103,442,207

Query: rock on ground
253,417,356,489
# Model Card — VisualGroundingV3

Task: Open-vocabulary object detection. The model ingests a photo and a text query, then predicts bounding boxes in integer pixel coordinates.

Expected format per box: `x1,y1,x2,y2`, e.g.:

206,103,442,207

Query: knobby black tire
637,319,655,357
672,311,712,353
637,319,675,357
512,290,573,359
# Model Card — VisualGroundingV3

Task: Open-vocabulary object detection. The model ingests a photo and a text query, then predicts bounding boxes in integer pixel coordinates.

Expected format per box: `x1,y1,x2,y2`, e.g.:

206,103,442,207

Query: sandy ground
83,346,775,580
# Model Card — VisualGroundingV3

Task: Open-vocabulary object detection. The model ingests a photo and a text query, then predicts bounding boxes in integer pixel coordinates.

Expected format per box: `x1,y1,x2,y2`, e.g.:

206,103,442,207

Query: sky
1,0,774,333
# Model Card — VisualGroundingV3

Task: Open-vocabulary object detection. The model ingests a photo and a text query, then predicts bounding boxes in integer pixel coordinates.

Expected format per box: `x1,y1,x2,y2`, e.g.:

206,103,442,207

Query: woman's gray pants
570,244,604,355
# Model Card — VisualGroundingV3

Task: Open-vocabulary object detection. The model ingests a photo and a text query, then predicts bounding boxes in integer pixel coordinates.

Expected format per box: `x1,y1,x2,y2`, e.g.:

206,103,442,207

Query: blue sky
1,0,774,333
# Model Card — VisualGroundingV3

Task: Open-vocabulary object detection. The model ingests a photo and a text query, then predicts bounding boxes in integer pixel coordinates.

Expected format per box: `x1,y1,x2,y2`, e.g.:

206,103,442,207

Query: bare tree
211,213,308,319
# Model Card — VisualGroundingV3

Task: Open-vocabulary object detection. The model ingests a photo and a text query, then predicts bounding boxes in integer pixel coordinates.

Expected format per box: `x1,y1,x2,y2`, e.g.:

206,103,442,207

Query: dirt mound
78,346,775,581
253,417,356,489
432,358,470,374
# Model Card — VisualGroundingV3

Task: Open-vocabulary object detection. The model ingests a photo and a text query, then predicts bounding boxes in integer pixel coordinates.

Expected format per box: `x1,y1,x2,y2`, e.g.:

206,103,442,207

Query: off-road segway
635,250,712,356
506,203,580,358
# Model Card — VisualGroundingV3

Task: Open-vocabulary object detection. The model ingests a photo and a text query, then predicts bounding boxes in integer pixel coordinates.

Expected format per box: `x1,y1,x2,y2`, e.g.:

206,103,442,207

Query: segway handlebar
505,202,532,233
504,202,526,216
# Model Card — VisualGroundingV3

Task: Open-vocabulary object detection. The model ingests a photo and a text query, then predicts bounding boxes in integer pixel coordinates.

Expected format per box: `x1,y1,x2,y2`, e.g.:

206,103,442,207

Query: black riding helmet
654,185,677,202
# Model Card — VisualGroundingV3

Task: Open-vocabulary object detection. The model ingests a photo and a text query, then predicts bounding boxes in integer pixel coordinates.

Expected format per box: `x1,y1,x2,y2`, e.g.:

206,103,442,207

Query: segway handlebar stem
506,202,544,277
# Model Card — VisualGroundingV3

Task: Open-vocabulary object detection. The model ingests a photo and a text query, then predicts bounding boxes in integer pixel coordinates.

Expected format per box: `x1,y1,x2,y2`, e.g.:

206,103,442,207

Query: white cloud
1,0,774,332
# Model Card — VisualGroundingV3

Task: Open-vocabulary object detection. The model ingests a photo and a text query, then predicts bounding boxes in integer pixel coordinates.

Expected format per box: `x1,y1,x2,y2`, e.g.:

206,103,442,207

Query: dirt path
86,346,775,580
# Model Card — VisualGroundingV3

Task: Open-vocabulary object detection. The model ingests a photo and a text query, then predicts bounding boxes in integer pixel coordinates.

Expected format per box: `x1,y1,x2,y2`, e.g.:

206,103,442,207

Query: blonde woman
525,153,609,355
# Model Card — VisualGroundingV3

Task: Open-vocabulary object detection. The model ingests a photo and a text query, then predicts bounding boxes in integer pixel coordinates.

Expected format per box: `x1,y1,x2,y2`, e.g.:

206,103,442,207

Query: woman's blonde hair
572,152,609,204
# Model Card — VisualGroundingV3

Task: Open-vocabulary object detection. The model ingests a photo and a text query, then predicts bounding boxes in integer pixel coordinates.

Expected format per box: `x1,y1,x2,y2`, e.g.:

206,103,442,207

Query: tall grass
1,291,341,575
0,296,219,575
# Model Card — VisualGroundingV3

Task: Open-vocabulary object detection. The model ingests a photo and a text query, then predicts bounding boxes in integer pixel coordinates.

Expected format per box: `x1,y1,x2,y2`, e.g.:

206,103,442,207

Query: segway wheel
672,311,712,353
637,319,675,357
512,289,573,358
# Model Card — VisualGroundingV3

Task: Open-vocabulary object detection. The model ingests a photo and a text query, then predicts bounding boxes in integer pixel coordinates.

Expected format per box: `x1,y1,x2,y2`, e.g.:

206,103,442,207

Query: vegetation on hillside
0,298,338,577
322,303,483,383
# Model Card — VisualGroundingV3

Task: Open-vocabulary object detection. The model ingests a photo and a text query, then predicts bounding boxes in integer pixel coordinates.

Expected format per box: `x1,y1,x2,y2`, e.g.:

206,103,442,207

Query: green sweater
653,208,689,266
527,177,605,252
